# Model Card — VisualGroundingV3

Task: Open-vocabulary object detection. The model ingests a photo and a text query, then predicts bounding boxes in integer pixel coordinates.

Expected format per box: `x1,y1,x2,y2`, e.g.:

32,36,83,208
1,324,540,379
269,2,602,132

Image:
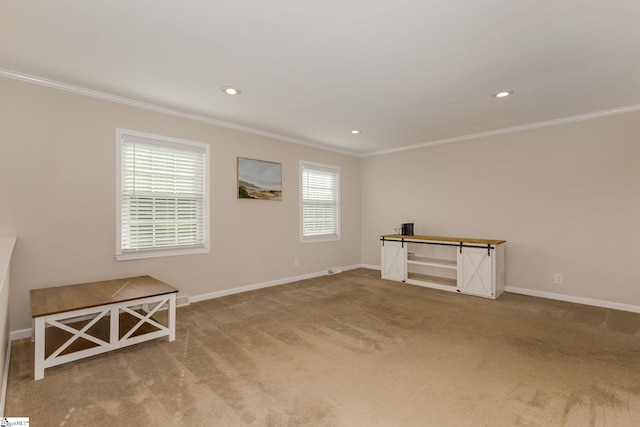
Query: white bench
30,275,177,380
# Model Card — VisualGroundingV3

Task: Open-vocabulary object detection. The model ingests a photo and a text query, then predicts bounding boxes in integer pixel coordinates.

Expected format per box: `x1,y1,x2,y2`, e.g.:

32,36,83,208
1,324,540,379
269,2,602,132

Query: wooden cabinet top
381,234,506,245
30,275,177,318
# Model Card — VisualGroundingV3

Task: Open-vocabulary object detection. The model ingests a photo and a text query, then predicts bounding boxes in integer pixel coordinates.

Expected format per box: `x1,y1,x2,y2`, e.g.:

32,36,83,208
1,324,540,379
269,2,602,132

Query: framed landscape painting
237,157,282,200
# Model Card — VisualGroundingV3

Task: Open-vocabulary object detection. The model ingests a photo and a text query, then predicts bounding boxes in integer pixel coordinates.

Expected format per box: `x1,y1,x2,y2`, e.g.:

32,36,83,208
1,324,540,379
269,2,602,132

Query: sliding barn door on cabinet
381,240,407,282
457,246,500,298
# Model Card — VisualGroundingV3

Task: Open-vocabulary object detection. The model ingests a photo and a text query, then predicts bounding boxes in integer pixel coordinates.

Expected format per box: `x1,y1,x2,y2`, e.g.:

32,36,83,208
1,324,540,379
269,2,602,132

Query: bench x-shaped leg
119,297,169,342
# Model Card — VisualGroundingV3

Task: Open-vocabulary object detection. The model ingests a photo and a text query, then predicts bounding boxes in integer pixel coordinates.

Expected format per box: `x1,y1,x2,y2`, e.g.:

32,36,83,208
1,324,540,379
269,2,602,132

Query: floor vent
177,295,190,307
327,267,342,275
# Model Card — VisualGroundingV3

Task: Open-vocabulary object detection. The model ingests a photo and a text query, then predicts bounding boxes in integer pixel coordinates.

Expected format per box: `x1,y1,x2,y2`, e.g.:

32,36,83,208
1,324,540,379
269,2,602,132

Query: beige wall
0,77,361,331
361,110,640,306
2,75,639,333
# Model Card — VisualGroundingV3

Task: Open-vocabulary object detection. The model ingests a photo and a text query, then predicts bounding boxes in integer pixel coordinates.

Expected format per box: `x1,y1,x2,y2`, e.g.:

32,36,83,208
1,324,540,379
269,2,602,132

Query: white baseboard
9,329,31,341
9,265,363,340
188,265,640,313
505,286,640,314
18,266,632,342
189,264,361,304
368,263,640,314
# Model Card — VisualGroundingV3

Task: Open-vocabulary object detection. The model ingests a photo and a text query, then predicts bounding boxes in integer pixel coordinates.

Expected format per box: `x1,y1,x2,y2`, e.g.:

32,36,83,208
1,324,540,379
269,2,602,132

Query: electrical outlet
294,258,300,267
554,273,563,284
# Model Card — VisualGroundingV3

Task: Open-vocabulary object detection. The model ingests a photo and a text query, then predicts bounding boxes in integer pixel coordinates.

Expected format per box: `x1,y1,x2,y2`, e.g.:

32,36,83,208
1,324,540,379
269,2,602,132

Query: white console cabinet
380,234,506,299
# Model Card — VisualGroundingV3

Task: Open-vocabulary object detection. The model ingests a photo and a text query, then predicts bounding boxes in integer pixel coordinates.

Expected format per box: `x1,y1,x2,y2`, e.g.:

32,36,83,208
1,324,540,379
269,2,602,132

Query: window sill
116,246,210,261
301,235,341,244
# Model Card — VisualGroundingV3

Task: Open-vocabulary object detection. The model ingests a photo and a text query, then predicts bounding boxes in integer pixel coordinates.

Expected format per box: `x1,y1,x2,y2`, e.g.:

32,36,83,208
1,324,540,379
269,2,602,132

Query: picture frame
237,157,282,200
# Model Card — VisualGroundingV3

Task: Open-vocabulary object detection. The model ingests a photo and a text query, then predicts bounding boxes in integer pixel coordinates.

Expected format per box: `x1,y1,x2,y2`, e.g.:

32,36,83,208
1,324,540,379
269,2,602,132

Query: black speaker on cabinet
401,223,414,236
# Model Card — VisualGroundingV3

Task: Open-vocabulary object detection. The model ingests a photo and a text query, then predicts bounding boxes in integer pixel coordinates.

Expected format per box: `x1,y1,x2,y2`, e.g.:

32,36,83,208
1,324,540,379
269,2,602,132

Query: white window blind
300,161,340,242
116,129,209,260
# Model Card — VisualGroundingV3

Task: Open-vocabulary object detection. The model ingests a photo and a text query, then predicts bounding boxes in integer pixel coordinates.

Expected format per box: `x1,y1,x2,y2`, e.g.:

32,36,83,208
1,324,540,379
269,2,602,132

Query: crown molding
0,68,360,157
363,103,640,157
3,67,639,159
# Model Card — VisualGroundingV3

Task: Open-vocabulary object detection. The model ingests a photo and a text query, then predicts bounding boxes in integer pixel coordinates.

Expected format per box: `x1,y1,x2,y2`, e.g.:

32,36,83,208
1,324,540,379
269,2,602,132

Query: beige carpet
5,268,640,426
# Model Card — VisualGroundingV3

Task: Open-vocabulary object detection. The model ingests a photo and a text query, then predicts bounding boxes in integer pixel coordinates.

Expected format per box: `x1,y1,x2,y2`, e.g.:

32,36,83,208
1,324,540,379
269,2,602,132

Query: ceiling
2,1,640,156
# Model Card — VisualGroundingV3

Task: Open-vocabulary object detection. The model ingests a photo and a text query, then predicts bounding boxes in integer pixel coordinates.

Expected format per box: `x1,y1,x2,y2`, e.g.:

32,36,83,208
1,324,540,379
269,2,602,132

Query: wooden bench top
30,275,178,318
381,234,506,245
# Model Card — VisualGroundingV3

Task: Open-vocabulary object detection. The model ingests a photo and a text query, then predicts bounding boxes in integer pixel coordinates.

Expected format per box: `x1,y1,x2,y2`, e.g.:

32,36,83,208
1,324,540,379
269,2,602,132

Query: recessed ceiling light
222,86,241,95
351,130,361,134
492,90,513,98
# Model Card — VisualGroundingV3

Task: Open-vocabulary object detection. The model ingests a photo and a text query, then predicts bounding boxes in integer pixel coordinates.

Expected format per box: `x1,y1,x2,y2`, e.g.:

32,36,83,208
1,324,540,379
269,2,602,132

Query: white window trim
115,128,210,260
299,160,341,243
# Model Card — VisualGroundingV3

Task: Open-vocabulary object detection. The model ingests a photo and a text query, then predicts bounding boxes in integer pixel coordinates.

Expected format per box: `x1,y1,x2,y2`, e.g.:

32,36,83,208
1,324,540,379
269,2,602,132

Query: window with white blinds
300,161,340,242
116,129,210,260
